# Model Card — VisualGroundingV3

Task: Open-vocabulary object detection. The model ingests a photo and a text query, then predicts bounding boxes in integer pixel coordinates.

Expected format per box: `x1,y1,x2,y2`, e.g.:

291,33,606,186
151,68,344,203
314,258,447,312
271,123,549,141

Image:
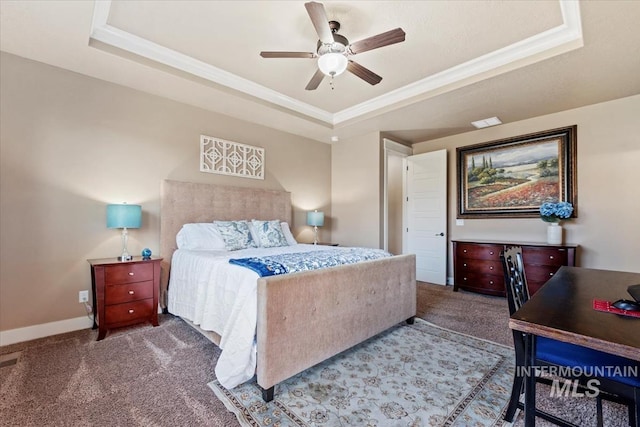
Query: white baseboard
0,316,93,347
446,276,453,285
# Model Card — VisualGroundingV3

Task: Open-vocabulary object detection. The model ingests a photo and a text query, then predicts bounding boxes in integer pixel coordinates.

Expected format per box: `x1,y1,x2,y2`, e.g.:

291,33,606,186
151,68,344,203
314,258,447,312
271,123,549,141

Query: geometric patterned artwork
200,135,265,180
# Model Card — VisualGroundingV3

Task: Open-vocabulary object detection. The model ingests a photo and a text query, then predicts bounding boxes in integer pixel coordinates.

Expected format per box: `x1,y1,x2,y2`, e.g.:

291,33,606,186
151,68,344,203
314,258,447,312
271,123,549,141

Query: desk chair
501,245,639,427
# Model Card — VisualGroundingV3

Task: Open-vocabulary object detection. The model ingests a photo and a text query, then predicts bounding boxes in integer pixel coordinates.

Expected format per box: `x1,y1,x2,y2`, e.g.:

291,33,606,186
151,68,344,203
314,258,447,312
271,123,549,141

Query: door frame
382,138,412,252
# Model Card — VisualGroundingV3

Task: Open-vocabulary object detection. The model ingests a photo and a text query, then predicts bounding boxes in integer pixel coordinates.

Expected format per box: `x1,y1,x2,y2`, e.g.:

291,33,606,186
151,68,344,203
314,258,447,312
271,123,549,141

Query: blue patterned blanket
229,248,391,277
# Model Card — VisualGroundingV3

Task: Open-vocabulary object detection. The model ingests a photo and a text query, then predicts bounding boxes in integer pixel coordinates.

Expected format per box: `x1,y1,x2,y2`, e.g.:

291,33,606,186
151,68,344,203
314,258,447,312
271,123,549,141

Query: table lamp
107,203,142,261
307,210,324,245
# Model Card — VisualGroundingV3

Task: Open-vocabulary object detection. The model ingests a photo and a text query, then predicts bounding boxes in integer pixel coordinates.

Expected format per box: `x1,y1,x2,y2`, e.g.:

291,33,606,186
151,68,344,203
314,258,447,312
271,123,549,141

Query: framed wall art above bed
457,125,577,219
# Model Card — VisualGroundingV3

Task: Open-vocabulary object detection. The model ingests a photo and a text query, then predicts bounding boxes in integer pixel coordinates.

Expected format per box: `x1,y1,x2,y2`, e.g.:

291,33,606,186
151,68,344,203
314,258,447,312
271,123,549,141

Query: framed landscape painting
457,125,577,218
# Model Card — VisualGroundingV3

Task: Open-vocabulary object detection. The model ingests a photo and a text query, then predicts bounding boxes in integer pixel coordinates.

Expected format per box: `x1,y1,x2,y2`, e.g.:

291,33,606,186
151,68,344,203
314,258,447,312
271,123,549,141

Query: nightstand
88,256,162,340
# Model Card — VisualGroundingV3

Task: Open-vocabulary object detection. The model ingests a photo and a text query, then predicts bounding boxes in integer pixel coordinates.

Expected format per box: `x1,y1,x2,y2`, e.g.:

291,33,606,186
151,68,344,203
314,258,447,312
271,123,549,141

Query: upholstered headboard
159,180,292,309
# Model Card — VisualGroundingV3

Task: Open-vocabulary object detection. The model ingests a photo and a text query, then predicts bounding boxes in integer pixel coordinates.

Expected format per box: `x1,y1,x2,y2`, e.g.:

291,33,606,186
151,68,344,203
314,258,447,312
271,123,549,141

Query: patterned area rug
209,319,514,426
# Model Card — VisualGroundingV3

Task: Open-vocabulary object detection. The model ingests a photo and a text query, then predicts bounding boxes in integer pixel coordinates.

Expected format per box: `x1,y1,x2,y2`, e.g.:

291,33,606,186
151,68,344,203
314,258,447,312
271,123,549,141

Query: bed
159,180,416,401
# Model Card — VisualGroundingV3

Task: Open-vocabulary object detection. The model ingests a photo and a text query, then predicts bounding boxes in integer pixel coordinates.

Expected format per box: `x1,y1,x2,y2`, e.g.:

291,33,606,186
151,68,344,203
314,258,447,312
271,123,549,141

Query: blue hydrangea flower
540,202,574,222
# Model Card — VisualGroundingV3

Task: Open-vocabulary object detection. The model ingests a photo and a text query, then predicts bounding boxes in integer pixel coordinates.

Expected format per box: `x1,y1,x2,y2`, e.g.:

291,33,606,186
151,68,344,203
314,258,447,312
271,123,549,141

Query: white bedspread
167,244,335,389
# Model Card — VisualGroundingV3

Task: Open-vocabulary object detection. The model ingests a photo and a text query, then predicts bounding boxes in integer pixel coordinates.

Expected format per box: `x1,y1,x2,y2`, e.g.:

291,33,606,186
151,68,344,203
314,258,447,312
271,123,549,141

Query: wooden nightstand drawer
105,299,154,326
105,280,154,305
105,263,153,284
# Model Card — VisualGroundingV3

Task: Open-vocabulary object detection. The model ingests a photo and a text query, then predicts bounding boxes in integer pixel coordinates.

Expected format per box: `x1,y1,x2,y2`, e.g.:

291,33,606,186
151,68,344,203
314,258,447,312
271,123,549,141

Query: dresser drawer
456,243,502,261
456,272,504,295
457,258,502,276
105,263,153,284
525,265,561,283
522,247,568,266
105,280,154,305
105,299,154,326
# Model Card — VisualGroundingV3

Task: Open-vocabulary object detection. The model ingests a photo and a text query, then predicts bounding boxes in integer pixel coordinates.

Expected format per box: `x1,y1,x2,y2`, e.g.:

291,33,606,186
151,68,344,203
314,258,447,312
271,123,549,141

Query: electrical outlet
78,290,89,303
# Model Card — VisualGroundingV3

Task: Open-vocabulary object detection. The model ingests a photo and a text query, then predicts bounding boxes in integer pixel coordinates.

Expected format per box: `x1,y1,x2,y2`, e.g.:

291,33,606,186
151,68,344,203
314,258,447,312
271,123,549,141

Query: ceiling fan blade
348,28,406,55
305,2,334,44
305,69,325,90
260,51,316,59
347,60,382,85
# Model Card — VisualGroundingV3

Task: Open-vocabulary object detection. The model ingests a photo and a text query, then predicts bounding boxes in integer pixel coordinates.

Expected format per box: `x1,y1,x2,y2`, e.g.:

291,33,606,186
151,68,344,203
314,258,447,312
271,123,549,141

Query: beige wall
0,52,331,332
331,132,382,248
413,94,640,277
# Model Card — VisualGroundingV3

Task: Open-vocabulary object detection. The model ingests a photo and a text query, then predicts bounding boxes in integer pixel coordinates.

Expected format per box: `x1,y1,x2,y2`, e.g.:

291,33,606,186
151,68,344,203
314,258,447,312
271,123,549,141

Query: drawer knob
489,280,494,285
463,249,467,253
128,272,134,276
489,251,494,255
463,263,467,267
489,266,494,270
463,277,467,281
128,309,135,314
550,272,554,276
128,290,135,295
549,255,554,259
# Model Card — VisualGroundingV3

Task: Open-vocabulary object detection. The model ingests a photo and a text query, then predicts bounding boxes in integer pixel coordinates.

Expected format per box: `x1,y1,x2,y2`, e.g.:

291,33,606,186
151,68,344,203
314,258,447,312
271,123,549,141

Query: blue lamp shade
307,210,324,227
106,204,142,229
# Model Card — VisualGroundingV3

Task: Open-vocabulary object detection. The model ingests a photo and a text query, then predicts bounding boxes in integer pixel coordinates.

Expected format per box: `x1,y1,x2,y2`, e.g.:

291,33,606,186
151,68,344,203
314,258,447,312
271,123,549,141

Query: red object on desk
593,299,640,318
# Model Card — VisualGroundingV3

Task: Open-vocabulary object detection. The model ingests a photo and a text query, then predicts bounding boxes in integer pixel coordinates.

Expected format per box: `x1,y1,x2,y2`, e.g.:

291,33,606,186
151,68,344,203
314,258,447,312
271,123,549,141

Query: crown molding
90,0,582,128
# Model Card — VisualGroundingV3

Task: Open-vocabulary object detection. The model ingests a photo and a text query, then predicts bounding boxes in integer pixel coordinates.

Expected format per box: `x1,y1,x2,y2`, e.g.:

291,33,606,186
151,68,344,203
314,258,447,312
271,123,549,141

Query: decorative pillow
213,220,257,251
280,222,298,246
176,223,226,251
251,220,288,248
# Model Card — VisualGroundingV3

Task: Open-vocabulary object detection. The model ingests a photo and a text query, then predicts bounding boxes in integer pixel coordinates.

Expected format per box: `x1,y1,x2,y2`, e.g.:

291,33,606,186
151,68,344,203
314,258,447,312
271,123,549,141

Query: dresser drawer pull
489,251,494,255
549,255,554,259
463,277,467,281
489,266,494,270
128,309,135,314
128,272,134,276
463,263,467,267
128,290,135,295
489,280,494,285
463,249,467,253
550,272,554,276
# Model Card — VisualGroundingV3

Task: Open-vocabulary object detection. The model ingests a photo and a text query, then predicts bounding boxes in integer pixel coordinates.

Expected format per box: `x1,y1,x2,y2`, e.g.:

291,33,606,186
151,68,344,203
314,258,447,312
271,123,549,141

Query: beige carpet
0,282,631,426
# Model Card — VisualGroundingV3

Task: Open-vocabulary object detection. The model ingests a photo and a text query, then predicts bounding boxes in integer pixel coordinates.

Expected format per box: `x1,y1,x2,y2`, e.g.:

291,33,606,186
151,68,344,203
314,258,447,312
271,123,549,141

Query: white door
404,150,447,284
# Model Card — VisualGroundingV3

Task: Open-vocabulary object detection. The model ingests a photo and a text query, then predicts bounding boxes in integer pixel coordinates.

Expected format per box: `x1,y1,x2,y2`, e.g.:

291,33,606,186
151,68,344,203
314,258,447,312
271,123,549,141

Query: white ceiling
1,1,639,144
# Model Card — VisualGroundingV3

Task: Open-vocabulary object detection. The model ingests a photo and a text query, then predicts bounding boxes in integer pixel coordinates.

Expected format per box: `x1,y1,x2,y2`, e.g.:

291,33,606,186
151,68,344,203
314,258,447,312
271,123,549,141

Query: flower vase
547,222,562,244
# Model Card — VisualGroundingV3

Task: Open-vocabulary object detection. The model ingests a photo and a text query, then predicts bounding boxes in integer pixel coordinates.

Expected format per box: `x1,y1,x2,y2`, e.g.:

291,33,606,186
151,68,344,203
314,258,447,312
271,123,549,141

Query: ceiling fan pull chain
330,75,335,90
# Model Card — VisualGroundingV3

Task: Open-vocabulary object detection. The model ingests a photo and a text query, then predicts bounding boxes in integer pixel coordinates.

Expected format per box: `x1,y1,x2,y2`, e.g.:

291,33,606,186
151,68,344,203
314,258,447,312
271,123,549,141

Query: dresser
88,256,162,340
452,240,577,296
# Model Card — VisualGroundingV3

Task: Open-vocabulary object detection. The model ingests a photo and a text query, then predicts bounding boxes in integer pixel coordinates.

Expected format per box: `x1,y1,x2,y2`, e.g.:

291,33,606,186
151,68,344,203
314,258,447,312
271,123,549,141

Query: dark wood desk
509,266,640,426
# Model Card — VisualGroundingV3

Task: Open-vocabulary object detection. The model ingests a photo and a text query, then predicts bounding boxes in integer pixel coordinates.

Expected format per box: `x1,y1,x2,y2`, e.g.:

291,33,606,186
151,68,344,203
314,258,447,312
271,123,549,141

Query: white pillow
176,223,227,251
280,222,298,245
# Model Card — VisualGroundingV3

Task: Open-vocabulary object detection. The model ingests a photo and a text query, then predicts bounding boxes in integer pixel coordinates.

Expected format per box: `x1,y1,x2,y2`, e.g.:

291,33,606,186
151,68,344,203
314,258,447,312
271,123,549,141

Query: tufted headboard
159,180,292,309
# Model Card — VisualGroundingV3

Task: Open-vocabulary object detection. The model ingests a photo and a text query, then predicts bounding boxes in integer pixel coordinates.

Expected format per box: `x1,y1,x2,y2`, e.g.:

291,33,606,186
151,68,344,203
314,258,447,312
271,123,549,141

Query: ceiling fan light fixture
318,52,348,77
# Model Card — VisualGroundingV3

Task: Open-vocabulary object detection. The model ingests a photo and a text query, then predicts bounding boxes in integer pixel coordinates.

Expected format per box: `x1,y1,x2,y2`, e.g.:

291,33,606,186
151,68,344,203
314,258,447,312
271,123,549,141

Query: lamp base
118,255,133,262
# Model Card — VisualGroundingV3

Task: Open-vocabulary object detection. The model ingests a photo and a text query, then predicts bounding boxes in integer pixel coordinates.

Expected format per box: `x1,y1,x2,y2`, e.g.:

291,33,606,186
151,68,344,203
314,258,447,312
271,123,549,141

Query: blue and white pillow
251,220,288,248
213,220,257,251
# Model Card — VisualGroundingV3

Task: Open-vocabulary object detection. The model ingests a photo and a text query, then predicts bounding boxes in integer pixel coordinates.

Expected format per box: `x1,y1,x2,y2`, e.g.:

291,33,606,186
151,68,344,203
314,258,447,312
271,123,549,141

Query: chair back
500,246,530,316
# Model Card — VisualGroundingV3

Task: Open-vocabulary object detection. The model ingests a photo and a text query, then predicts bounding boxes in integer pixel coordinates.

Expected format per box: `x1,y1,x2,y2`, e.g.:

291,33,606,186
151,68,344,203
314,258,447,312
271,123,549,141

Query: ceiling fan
260,1,406,90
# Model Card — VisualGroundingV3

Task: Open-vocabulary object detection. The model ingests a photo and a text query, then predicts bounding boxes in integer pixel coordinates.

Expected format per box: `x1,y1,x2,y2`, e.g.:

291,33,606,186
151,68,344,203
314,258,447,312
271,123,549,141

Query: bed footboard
255,254,416,396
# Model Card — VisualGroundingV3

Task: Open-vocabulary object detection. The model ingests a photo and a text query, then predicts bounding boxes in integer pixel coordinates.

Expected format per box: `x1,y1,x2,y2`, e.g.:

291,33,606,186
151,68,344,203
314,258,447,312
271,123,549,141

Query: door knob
435,232,444,236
